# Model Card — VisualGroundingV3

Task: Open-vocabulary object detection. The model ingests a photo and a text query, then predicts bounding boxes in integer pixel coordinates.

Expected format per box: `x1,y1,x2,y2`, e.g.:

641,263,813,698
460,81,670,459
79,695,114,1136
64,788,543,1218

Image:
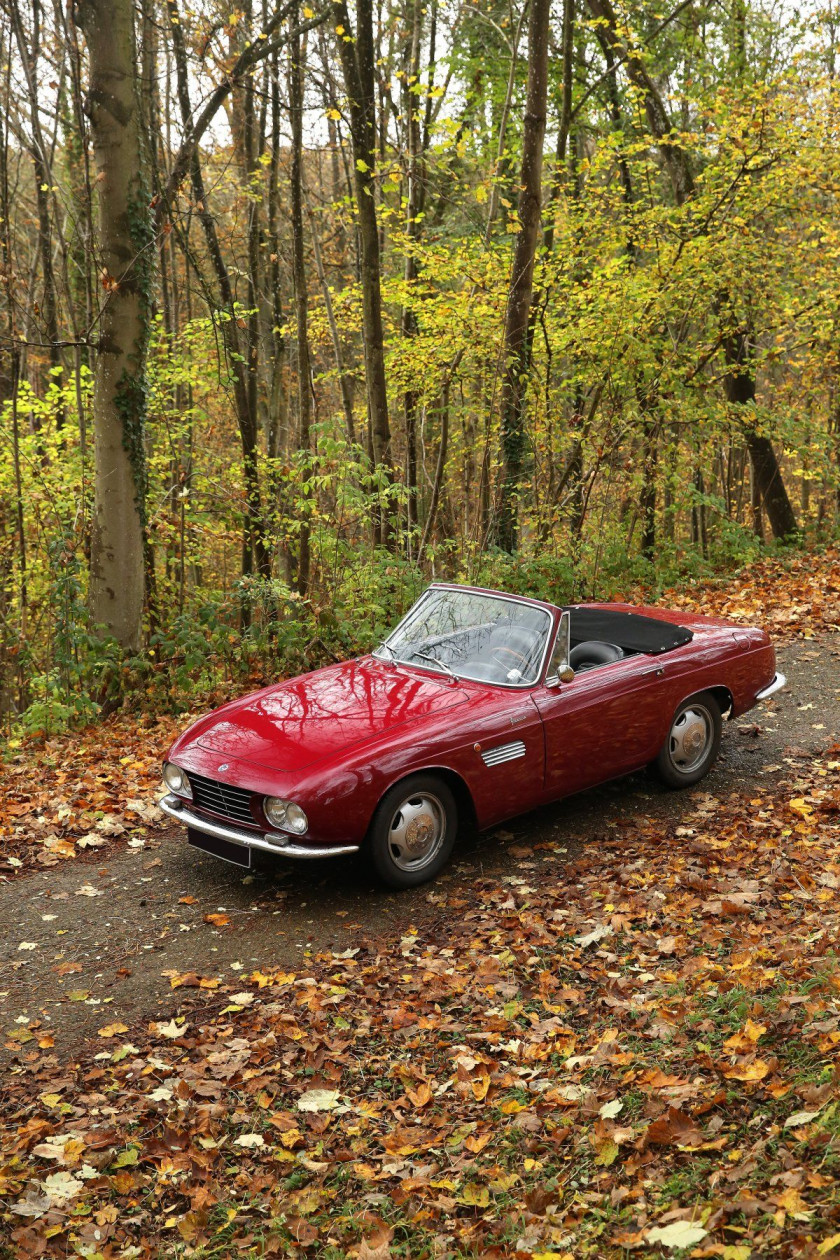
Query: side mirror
545,611,574,686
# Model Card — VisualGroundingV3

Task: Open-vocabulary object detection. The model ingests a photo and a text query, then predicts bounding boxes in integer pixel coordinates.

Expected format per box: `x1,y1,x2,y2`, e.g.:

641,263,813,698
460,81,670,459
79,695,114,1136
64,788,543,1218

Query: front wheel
367,774,457,889
655,692,722,788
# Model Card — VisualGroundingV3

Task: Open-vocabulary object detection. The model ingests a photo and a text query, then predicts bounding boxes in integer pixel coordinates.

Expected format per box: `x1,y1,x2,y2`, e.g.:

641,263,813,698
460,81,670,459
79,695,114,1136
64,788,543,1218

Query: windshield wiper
410,650,456,679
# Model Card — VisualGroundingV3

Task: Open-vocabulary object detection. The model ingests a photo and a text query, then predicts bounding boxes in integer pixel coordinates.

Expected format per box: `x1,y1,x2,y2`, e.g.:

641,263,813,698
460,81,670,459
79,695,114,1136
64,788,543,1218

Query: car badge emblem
218,763,229,772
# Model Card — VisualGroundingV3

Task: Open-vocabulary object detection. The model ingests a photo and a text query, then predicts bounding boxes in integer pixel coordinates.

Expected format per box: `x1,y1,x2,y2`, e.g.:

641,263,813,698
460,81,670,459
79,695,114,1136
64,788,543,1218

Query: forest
5,3,840,1254
0,0,838,728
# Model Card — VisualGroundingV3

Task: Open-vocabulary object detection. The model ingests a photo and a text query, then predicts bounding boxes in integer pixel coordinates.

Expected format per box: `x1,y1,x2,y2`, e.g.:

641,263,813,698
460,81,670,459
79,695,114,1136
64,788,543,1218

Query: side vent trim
481,739,526,768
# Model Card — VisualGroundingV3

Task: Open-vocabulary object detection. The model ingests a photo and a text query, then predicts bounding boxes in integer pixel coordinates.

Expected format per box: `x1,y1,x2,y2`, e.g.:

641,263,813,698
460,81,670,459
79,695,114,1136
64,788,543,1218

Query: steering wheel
490,645,529,670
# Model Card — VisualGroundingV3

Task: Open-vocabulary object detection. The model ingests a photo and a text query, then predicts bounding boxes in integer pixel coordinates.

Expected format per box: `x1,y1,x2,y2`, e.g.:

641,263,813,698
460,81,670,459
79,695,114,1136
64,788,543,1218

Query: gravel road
2,634,838,1068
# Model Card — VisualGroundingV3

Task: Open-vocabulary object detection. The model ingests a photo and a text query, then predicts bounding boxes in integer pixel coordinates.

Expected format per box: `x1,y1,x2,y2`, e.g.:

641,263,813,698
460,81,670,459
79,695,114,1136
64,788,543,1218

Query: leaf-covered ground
0,715,181,880
656,546,840,640
2,547,840,1260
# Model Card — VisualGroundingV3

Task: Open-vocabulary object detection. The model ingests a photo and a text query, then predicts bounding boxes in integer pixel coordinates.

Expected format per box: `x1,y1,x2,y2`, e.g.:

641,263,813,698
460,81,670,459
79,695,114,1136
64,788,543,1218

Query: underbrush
4,532,837,744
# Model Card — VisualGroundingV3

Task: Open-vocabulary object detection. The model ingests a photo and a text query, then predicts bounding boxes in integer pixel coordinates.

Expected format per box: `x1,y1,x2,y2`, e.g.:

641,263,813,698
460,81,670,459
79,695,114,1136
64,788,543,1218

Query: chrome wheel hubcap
669,705,712,772
388,792,446,872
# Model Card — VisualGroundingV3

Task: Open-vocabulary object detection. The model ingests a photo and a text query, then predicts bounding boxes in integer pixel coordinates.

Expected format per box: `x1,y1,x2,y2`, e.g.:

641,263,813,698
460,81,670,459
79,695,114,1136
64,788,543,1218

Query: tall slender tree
331,0,393,544
76,0,149,650
166,0,271,588
290,5,313,594
497,0,551,552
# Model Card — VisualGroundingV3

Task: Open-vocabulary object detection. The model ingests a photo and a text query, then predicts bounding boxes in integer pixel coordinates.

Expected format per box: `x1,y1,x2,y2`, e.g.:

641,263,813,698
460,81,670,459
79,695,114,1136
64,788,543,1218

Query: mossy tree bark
77,0,148,651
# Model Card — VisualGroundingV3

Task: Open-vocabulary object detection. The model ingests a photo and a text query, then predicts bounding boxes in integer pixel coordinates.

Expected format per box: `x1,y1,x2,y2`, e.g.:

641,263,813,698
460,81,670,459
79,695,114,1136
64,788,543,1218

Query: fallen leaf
575,923,612,948
98,1021,129,1038
784,1108,822,1128
42,1170,84,1204
234,1133,265,1148
154,1019,189,1039
297,1089,341,1113
646,1220,708,1249
458,1182,490,1207
721,1058,771,1082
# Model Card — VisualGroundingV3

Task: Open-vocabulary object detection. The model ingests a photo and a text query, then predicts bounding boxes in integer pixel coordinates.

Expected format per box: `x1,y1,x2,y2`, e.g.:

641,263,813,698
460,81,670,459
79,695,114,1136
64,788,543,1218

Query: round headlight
264,797,288,828
264,798,308,834
163,762,192,798
284,803,308,835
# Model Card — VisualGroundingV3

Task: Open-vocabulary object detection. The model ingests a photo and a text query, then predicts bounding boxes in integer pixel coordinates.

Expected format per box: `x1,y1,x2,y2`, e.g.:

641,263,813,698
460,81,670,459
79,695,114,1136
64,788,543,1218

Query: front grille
188,772,257,829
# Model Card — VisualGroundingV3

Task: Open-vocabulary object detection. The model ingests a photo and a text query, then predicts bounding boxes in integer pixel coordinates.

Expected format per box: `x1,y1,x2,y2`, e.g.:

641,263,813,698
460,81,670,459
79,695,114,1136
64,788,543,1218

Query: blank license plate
188,827,252,868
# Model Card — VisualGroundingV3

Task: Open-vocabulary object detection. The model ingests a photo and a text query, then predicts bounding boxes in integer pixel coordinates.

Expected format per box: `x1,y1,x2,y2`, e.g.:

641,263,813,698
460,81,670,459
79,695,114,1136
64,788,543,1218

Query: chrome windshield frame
372,584,556,690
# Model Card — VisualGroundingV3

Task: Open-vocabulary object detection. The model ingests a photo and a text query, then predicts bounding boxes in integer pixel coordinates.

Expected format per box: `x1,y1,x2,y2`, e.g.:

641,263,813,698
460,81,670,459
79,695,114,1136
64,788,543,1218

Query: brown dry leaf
645,1107,705,1148
97,1022,129,1039
724,1018,768,1052
721,1057,772,1082
406,1081,432,1109
470,1068,491,1102
357,1236,391,1259
464,1131,492,1153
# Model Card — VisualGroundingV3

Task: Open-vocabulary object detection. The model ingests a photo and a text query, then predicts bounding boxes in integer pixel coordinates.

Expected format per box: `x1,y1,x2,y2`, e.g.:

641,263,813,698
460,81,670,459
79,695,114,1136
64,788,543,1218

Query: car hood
192,656,471,773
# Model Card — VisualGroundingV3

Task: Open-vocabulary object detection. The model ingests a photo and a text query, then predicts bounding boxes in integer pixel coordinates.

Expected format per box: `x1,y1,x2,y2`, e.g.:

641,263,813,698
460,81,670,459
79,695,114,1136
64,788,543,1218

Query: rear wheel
655,692,722,788
367,774,457,889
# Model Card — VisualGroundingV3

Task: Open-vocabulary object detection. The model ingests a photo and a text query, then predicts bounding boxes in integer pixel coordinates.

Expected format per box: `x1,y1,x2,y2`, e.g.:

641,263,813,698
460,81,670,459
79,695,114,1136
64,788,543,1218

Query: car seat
569,640,625,672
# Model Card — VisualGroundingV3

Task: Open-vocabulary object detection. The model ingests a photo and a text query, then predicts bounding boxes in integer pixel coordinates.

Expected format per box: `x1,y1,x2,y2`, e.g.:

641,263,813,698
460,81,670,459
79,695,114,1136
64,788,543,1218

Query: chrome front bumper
158,794,359,859
755,672,786,701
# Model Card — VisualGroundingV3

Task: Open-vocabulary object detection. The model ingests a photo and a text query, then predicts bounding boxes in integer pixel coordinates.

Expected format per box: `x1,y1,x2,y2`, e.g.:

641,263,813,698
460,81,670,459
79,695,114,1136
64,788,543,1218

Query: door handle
645,665,665,677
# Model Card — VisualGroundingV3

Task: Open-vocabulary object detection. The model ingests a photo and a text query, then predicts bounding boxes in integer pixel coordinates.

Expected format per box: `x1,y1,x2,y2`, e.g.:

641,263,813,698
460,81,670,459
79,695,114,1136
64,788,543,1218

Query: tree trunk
418,382,450,561
332,0,393,544
290,7,312,596
10,1,64,412
306,191,356,443
586,0,695,206
692,467,708,557
77,0,147,650
484,0,529,242
166,0,271,592
401,0,423,548
497,0,550,552
638,396,659,561
723,329,799,541
265,44,289,462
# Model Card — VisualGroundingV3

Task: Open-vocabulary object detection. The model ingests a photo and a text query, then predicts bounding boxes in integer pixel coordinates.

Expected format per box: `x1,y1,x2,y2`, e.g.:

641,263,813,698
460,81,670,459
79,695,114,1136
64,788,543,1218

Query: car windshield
377,587,552,686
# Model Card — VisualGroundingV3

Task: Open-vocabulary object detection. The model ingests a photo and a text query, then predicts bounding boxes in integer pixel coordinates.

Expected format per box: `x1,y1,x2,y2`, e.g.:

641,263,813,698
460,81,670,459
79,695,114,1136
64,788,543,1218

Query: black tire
367,773,458,889
655,691,722,789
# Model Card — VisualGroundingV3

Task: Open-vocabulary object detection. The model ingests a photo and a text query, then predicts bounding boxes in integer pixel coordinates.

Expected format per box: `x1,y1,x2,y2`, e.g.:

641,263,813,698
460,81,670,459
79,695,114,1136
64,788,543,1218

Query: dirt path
2,634,838,1067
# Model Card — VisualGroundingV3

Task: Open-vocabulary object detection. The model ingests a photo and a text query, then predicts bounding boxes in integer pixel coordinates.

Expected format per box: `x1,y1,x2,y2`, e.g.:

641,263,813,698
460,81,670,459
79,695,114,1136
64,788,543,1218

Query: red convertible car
159,584,785,887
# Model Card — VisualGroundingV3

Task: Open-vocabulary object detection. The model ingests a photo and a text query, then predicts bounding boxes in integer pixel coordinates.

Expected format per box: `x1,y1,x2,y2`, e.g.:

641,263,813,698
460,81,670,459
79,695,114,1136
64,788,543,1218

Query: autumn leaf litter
2,550,840,1258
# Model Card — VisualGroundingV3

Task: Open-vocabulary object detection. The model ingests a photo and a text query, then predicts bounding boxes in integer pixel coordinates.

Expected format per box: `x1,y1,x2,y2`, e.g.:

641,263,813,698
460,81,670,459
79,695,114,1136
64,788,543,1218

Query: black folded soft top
565,607,693,656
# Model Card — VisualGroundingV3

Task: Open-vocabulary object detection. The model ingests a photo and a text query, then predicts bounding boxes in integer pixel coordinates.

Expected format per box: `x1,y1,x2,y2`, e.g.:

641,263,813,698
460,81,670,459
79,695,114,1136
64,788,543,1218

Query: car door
442,688,547,830
532,652,671,800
